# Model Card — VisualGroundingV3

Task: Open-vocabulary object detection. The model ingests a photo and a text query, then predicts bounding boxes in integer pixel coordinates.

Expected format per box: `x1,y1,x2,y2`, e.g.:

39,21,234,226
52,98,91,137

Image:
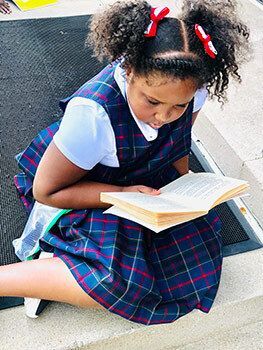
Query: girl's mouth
148,123,163,129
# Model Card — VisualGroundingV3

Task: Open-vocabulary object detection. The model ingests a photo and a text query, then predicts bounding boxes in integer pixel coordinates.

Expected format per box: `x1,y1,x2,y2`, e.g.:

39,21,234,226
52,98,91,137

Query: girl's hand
121,185,161,195
0,0,11,14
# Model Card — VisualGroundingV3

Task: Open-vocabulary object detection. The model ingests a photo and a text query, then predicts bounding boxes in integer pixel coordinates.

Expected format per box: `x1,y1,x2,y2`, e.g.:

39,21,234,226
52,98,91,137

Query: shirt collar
114,63,158,141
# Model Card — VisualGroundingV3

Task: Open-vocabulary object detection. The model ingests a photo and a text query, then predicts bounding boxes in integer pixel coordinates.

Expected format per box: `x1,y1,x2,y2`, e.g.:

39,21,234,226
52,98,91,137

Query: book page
161,172,248,208
101,192,198,214
103,207,193,232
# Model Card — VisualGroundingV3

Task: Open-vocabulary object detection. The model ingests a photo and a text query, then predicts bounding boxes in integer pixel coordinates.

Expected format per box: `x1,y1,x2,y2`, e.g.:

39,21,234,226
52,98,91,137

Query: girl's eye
147,99,159,106
174,104,188,109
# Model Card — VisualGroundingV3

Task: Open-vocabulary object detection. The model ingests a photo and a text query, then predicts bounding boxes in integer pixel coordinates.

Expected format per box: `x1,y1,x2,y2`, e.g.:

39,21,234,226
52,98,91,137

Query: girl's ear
125,67,135,84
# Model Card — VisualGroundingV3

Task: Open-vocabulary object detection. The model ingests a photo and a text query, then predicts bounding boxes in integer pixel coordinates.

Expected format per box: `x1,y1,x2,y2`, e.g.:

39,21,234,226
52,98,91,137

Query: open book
101,172,249,233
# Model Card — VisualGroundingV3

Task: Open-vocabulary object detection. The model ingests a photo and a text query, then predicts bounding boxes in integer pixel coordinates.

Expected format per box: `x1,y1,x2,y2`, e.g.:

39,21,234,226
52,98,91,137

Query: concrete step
193,0,263,226
1,249,262,350
175,321,263,350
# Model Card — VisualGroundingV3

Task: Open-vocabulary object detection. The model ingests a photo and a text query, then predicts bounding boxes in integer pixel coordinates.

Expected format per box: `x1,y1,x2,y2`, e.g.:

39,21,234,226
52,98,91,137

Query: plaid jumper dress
14,63,223,325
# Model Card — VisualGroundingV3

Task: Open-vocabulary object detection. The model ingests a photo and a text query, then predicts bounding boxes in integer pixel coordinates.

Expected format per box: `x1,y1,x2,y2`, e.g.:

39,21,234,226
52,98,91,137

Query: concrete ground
1,1,263,349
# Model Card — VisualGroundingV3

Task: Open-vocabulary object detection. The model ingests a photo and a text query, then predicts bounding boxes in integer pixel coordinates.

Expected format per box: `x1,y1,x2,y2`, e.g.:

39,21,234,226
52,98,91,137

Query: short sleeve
53,97,118,170
193,87,208,112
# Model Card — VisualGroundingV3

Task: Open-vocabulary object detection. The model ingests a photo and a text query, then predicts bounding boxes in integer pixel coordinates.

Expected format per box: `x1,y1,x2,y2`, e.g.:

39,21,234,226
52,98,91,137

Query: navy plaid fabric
14,63,223,325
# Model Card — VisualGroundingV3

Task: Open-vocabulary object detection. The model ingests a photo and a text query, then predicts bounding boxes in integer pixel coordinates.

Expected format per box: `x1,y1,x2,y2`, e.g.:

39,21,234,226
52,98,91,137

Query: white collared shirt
53,64,207,170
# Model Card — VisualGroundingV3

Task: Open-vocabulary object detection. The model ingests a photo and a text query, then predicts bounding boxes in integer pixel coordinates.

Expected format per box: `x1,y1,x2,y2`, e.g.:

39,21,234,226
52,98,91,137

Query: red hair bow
144,6,170,37
195,24,217,59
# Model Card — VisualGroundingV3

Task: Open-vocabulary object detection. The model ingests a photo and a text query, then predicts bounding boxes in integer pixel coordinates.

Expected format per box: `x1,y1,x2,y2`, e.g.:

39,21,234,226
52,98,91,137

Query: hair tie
194,24,217,59
144,7,170,38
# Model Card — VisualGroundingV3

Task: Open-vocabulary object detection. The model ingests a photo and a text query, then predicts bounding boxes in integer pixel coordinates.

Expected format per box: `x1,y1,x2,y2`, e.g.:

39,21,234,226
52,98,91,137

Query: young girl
1,0,250,325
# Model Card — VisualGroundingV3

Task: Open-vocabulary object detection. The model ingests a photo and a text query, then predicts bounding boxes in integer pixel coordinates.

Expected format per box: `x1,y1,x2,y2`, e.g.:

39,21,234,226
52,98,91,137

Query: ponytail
87,0,151,64
180,0,251,102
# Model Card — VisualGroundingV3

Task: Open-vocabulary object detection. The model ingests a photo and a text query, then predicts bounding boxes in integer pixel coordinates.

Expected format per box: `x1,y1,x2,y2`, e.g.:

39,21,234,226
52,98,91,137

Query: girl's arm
172,110,200,175
172,155,189,176
33,141,159,209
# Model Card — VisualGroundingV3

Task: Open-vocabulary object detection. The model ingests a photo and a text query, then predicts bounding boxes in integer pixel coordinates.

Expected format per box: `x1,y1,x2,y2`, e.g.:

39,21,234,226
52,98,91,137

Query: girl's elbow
32,182,52,205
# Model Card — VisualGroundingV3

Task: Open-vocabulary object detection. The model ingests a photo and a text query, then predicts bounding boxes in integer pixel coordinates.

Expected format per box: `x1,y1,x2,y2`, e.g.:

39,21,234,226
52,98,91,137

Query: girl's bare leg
0,257,104,309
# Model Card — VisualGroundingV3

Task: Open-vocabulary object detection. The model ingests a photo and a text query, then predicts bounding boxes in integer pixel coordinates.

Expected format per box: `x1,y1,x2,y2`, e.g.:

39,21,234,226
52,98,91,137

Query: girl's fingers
0,2,11,14
122,185,161,195
138,186,161,195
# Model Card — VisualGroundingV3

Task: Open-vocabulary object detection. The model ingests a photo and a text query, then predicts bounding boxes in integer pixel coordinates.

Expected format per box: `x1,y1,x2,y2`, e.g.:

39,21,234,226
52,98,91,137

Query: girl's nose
155,113,169,124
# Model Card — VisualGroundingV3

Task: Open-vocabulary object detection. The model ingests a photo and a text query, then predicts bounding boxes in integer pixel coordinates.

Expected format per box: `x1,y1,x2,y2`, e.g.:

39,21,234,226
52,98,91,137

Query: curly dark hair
87,0,251,103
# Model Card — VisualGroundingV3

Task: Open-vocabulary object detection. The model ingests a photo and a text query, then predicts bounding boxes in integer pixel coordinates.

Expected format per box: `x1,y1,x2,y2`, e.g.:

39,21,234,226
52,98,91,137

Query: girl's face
126,70,197,129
